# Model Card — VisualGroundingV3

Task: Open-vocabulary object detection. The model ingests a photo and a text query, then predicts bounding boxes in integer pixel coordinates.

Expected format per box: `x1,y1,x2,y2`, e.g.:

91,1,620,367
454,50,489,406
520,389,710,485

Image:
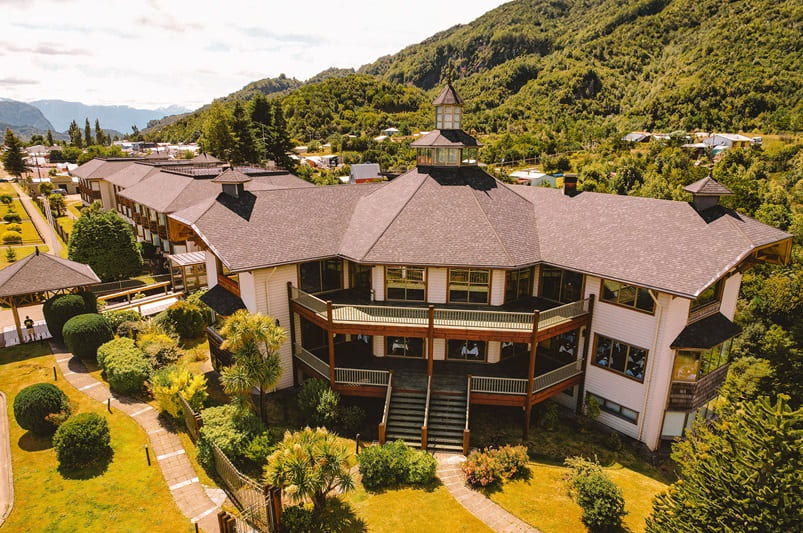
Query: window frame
448,268,491,305
446,339,487,362
299,258,343,294
505,267,533,303
385,336,425,358
385,266,426,302
672,338,733,382
690,279,723,312
591,334,648,383
586,392,639,424
600,279,656,314
539,265,584,304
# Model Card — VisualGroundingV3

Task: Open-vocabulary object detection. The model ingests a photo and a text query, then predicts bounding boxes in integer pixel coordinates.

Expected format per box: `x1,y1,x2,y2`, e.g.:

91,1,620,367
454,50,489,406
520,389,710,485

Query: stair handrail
379,373,393,444
463,375,472,455
422,374,432,450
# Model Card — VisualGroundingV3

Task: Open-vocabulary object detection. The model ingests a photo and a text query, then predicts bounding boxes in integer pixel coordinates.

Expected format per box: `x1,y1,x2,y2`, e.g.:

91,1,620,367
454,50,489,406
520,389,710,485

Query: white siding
532,265,541,297
99,180,116,211
251,265,298,391
490,270,505,306
239,272,256,313
719,273,741,321
205,251,218,288
428,268,447,304
433,338,445,360
374,336,384,357
372,266,384,301
552,387,578,410
487,341,500,363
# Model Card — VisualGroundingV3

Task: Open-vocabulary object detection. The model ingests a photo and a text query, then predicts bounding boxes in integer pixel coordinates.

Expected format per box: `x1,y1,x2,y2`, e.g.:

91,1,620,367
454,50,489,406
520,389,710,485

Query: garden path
51,342,221,533
435,452,540,533
10,182,60,256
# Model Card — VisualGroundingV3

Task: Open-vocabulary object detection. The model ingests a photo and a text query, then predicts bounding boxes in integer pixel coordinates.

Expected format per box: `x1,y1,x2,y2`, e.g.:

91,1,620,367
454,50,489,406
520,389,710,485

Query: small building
701,133,756,150
382,127,400,137
510,169,557,187
623,132,651,143
349,163,383,184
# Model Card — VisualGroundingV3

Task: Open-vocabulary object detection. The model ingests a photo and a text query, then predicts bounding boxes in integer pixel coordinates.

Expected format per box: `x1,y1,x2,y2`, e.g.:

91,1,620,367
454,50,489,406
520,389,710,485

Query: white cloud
0,0,505,109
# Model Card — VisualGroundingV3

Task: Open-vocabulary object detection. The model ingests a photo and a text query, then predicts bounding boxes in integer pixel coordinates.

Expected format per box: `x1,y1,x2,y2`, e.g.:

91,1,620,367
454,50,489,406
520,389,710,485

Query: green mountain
145,0,802,146
0,99,56,139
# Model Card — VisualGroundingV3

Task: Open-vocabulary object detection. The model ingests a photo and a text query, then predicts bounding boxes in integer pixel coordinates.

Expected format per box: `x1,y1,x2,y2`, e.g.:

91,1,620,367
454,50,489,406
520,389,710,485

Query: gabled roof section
0,252,100,298
433,83,464,106
684,176,733,196
191,153,221,163
104,163,160,188
410,129,482,148
212,168,251,184
70,158,140,180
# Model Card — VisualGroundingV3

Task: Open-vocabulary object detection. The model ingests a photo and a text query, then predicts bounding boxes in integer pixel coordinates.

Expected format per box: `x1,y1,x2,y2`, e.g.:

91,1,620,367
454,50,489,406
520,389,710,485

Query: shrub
357,440,436,490
197,404,264,471
13,383,71,435
151,365,208,418
0,194,12,204
462,449,501,488
103,309,141,332
495,445,529,480
337,405,366,435
605,432,623,452
62,313,114,359
53,413,111,468
137,332,180,367
585,394,601,420
116,320,141,338
97,337,138,368
1,230,22,244
243,428,283,468
4,223,21,232
538,401,560,431
79,290,98,313
3,212,21,223
573,472,626,531
564,456,604,481
297,378,340,427
98,337,151,394
185,289,214,325
406,449,437,485
43,294,90,341
161,301,205,339
281,504,315,533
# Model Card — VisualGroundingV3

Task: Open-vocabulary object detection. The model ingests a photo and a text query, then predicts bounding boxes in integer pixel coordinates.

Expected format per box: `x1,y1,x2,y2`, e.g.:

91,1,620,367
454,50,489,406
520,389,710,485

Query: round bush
102,309,141,332
281,504,314,533
43,294,90,341
137,332,180,367
13,383,71,435
98,338,151,394
97,337,139,368
197,404,264,471
53,413,111,468
62,313,114,359
4,223,21,232
574,472,626,530
161,301,205,339
3,213,21,224
1,231,22,244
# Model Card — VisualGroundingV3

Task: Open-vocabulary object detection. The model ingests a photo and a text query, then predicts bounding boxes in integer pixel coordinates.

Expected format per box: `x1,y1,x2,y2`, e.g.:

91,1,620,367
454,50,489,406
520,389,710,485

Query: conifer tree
94,119,105,146
268,100,294,169
230,102,258,165
68,202,143,281
249,94,273,162
68,120,82,147
1,129,28,178
200,102,234,162
46,129,54,146
84,118,92,147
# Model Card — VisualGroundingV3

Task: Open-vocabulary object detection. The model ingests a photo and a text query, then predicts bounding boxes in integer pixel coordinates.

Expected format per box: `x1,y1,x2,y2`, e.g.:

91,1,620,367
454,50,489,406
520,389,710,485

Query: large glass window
539,266,583,304
602,280,655,313
672,339,732,382
505,268,532,303
447,340,487,361
386,266,426,301
386,336,424,358
501,342,529,359
586,393,639,424
690,280,722,311
449,269,490,304
436,105,462,130
593,334,648,382
300,259,343,294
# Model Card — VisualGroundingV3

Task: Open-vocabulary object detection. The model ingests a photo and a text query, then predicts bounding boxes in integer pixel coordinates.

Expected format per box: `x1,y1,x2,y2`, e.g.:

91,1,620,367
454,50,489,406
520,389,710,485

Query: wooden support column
524,309,539,440
10,298,23,344
576,294,595,415
427,305,435,377
287,282,299,386
326,300,336,385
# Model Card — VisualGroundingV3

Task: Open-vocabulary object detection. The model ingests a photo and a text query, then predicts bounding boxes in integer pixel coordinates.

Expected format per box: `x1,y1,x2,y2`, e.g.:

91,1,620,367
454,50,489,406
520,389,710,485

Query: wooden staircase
385,391,426,447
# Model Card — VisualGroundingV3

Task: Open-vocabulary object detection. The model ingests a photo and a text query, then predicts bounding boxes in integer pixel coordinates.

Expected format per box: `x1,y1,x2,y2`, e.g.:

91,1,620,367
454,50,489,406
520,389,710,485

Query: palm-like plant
264,427,354,511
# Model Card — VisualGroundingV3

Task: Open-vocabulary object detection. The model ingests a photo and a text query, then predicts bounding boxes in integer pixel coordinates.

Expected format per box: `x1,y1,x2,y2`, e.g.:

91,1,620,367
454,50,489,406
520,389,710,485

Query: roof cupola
684,176,733,211
212,167,251,198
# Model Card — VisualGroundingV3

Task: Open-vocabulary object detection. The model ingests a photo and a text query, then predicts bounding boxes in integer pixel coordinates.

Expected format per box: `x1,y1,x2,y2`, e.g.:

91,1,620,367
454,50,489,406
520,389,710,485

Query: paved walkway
11,182,61,256
51,343,221,532
435,453,539,533
0,392,13,528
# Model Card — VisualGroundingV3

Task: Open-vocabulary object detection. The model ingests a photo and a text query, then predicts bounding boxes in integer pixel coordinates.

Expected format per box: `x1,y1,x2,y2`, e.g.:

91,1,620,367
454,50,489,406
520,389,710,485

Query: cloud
204,42,231,53
11,22,137,39
236,25,324,46
135,16,204,33
3,42,90,56
0,77,39,86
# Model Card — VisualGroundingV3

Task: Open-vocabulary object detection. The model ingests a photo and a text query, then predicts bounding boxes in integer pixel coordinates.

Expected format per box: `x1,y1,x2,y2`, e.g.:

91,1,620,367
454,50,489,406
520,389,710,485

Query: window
586,393,639,424
149,208,157,222
592,334,648,382
436,105,462,130
449,269,490,304
299,259,343,294
386,336,424,358
672,339,732,382
386,266,425,301
690,280,722,311
539,266,583,304
601,280,655,313
417,148,433,166
447,339,486,361
158,213,166,226
501,342,529,359
505,268,532,302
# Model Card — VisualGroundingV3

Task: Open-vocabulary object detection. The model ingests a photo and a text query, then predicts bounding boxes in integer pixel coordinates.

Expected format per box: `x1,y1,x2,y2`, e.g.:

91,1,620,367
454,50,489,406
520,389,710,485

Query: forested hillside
145,0,801,146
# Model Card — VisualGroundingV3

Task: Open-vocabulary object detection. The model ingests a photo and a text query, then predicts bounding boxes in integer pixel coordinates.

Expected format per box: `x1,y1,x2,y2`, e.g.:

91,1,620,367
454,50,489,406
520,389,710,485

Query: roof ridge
343,172,429,261
471,183,515,266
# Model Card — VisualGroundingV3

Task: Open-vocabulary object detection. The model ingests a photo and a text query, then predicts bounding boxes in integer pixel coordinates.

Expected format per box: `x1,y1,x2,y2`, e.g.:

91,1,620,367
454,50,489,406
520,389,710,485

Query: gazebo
0,249,100,344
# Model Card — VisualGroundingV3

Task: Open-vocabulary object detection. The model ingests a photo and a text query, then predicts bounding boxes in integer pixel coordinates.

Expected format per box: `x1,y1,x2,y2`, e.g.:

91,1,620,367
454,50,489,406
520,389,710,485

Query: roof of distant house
350,163,381,180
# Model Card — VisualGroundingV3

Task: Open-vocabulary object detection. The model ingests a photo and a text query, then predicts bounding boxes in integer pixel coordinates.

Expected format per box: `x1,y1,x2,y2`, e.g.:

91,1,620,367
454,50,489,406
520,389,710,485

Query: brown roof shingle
0,252,100,298
684,176,734,196
410,129,482,148
432,83,464,106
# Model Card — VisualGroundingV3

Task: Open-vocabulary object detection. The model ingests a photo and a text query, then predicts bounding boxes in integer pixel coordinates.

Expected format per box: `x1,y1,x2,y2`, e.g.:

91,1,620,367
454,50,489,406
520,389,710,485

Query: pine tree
46,129,54,146
68,120,82,147
94,119,105,146
84,119,92,147
249,94,273,162
200,102,234,162
646,395,802,532
1,129,29,178
268,100,294,169
230,102,258,165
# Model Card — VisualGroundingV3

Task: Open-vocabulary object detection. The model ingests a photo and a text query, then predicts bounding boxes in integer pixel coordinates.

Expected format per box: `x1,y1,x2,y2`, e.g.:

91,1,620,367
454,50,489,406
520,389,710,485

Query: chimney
563,174,578,197
211,167,251,199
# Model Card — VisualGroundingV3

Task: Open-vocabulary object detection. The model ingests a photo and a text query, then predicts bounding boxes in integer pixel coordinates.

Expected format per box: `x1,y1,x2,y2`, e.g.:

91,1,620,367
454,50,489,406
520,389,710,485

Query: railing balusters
334,367,390,386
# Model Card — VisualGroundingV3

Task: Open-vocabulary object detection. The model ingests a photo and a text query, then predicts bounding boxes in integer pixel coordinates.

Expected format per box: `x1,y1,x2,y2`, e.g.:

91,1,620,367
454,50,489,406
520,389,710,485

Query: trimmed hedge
53,413,111,468
43,294,90,341
357,440,437,490
197,404,264,471
160,301,205,339
13,383,71,435
3,213,21,224
97,337,151,394
63,313,114,359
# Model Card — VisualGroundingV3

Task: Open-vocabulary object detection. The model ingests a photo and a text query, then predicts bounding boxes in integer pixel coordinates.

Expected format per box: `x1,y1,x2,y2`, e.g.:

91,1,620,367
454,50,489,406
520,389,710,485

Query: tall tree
68,120,82,147
646,395,802,532
94,119,105,146
48,193,65,217
84,118,92,148
230,102,258,165
1,129,28,178
67,203,143,281
200,102,234,162
268,100,294,169
46,129,54,147
249,94,273,162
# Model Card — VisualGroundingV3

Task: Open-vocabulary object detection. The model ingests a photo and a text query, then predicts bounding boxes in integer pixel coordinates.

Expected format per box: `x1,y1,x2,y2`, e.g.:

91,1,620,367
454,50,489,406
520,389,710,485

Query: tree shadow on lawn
316,497,367,533
362,478,445,496
479,467,533,496
58,446,114,480
18,431,53,451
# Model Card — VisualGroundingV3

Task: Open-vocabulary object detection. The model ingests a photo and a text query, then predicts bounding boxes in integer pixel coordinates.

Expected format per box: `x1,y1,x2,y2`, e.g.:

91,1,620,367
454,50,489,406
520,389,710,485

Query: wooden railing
422,375,432,450
434,308,533,330
293,344,330,380
334,367,391,386
532,360,584,393
463,375,472,455
537,298,591,329
471,375,528,395
289,286,328,314
332,304,429,325
379,373,393,444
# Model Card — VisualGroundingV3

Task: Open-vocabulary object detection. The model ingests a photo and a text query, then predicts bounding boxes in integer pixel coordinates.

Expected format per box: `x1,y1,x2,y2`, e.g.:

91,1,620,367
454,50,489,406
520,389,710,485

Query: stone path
0,392,13,528
51,343,220,532
435,452,539,533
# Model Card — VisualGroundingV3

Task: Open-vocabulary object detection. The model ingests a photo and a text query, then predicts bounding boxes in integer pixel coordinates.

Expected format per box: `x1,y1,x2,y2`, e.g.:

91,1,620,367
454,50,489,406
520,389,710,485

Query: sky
0,0,506,110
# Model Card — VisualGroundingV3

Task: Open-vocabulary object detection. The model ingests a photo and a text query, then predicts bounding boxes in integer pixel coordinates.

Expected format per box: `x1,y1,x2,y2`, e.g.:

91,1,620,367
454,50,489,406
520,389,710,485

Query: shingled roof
410,129,483,148
432,83,464,106
212,168,251,184
684,176,734,196
0,252,99,298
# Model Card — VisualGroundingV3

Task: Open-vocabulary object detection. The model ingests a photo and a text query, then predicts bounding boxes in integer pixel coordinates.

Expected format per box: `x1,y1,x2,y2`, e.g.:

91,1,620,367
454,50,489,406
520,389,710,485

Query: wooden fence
177,394,203,441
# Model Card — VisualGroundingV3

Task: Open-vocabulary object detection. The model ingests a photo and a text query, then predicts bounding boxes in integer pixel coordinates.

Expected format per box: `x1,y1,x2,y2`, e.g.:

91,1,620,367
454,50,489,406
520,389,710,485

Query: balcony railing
334,367,391,386
471,376,528,395
532,360,583,393
688,300,721,323
290,287,590,333
293,344,330,379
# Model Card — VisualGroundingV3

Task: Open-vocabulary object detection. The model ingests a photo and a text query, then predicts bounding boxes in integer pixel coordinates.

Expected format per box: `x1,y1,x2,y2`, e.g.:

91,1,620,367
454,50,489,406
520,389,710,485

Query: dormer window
436,105,462,130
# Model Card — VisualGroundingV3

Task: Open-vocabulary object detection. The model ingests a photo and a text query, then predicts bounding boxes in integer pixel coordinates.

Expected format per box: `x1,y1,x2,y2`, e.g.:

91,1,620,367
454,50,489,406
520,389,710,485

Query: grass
0,343,194,532
66,201,83,219
0,245,50,268
488,461,667,533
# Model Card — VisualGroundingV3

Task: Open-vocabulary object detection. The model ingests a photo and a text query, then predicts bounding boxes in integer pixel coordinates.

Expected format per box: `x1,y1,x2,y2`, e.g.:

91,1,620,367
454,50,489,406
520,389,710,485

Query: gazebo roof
0,251,100,299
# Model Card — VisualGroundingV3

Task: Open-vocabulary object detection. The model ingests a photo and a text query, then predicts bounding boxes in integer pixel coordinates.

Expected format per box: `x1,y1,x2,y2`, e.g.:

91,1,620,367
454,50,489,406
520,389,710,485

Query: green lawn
0,344,194,532
0,245,50,268
488,461,666,533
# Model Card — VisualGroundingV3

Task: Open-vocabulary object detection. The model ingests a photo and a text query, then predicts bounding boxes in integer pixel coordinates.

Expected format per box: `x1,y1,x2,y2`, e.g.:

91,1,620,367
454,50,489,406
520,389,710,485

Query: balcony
290,287,591,342
667,363,730,410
